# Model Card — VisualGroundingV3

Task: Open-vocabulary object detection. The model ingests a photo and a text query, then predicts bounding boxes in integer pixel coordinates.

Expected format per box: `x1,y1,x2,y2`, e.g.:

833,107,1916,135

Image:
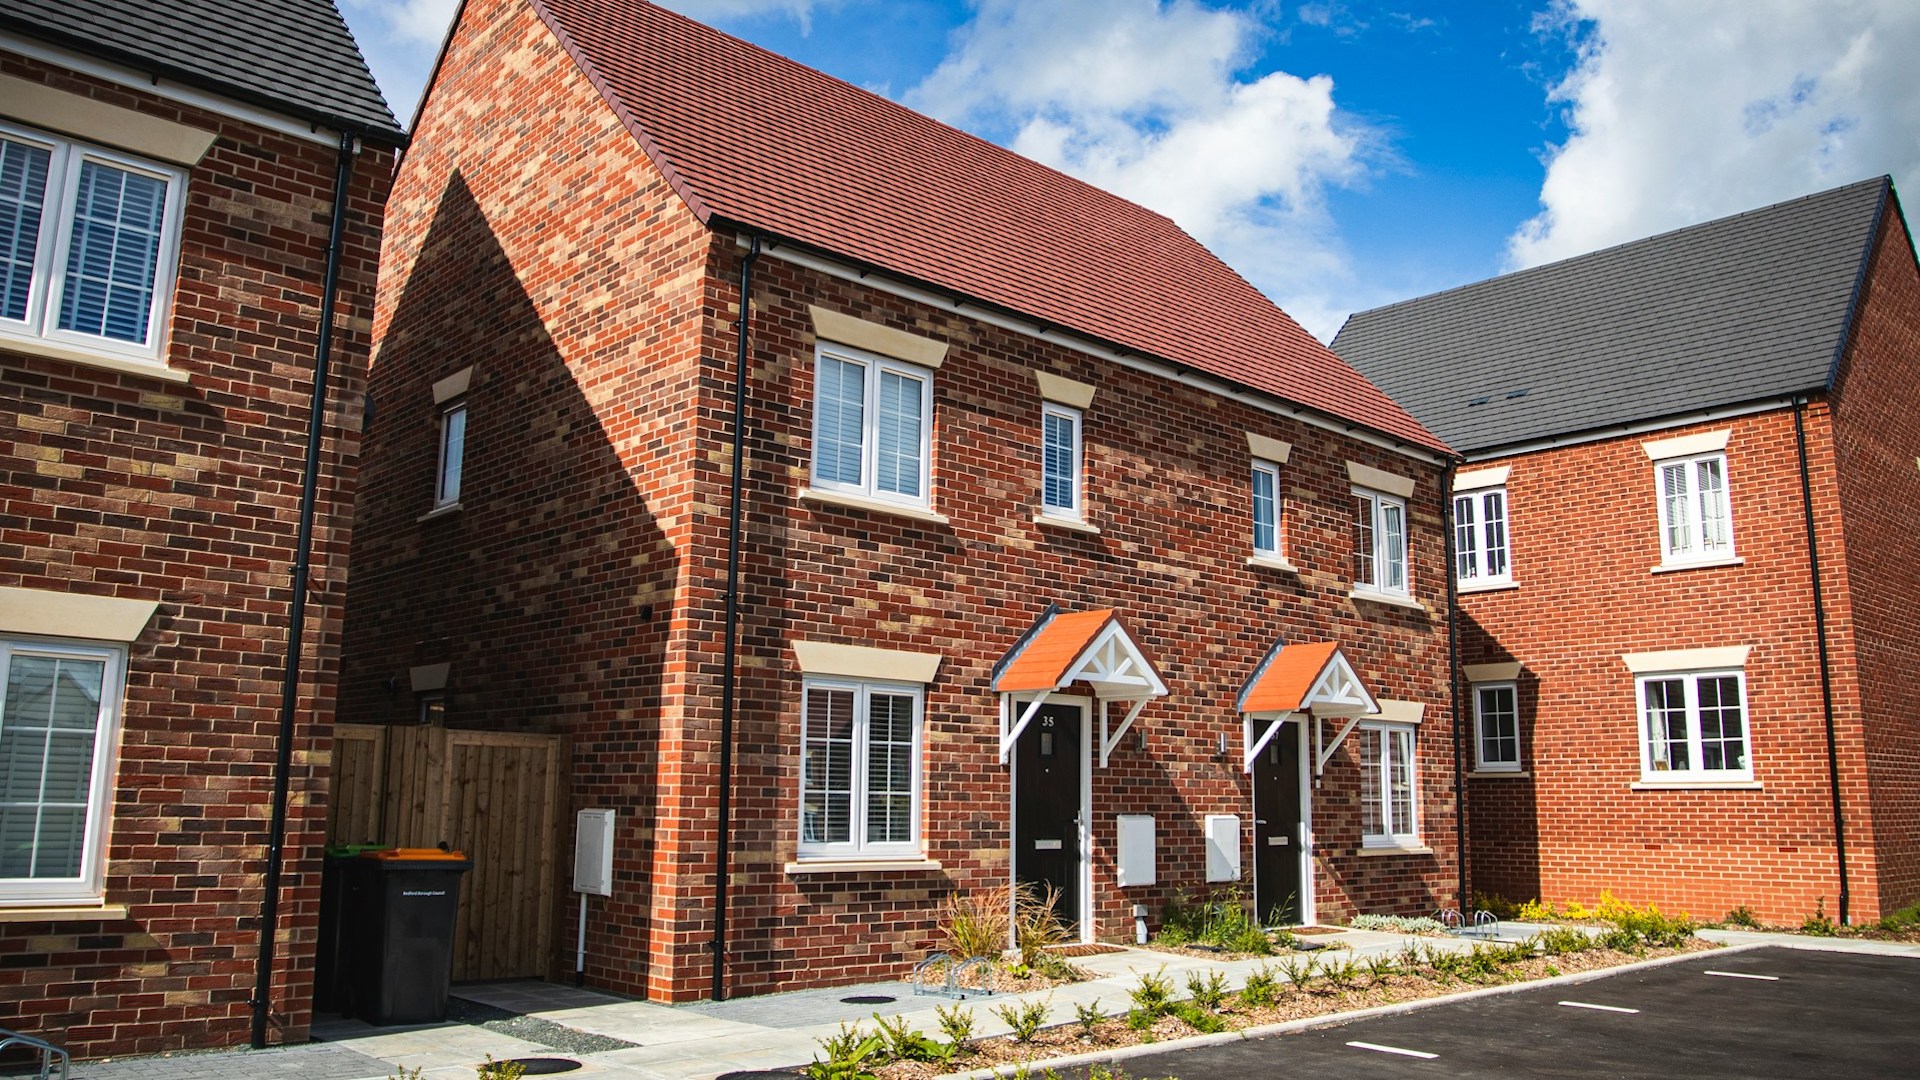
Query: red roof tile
1239,640,1343,714
995,609,1121,694
527,0,1447,453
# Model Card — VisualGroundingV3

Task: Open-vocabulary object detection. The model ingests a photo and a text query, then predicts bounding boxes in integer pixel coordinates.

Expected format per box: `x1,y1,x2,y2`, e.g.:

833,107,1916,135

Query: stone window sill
1630,780,1762,791
1651,556,1745,575
800,487,950,526
1247,554,1298,573
784,858,944,876
1357,844,1434,857
1034,512,1101,535
416,501,463,523
3,336,190,384
1468,769,1529,779
1457,579,1519,594
1349,587,1430,614
0,903,129,923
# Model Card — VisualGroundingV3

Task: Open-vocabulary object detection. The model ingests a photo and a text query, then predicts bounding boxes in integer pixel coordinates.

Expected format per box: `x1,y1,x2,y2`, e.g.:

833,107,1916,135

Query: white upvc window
0,122,187,363
436,399,467,507
811,344,932,508
1654,452,1734,564
798,678,923,859
1252,459,1282,558
1358,723,1419,846
1040,402,1083,519
1638,669,1751,782
1353,488,1409,596
1473,682,1520,772
1454,488,1510,584
0,637,127,906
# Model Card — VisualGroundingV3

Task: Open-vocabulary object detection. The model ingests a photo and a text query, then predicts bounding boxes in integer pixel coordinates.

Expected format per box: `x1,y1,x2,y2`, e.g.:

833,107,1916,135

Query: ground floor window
799,678,922,859
1358,723,1418,846
1473,682,1520,771
1639,670,1749,781
1,636,125,904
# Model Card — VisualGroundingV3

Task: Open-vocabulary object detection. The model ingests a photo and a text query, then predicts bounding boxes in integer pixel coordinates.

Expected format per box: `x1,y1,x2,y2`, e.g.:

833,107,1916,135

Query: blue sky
340,1,1920,340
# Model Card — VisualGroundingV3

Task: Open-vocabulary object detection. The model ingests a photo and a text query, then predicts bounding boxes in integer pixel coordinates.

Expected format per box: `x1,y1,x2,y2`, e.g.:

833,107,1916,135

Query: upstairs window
799,678,922,859
1251,460,1281,558
436,399,467,507
1040,402,1082,519
1655,452,1733,564
1454,488,1510,585
812,344,931,508
0,123,186,362
1353,489,1408,596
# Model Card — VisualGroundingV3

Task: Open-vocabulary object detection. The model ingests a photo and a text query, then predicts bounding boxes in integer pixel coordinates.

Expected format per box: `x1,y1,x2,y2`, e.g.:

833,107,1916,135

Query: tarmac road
1092,946,1920,1079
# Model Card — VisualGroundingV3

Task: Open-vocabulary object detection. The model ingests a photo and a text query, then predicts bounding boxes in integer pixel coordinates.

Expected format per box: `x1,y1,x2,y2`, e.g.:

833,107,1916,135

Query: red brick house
0,0,402,1058
1336,178,1920,926
340,0,1460,1002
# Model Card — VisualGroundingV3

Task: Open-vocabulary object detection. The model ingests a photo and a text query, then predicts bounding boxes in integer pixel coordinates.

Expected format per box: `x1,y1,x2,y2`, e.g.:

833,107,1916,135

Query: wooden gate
328,724,569,981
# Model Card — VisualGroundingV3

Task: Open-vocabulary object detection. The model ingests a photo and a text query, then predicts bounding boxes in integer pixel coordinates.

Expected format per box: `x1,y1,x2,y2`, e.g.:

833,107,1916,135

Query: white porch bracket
999,693,1050,764
1098,697,1151,768
1243,712,1294,772
1314,715,1363,777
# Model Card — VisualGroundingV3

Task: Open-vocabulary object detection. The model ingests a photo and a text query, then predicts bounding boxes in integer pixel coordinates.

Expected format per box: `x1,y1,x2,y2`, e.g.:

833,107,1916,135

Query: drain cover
839,994,896,1005
488,1058,582,1075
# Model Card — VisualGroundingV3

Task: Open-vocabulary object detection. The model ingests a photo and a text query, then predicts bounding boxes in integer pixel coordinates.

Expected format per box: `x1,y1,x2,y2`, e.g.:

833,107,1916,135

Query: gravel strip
446,996,640,1054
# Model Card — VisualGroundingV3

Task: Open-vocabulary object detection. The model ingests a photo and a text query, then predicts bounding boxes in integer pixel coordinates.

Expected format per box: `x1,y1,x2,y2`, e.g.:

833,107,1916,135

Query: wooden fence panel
325,723,566,981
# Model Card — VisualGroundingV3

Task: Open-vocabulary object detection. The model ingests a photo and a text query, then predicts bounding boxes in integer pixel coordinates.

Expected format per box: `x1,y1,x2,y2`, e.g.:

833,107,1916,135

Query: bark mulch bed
870,938,1719,1079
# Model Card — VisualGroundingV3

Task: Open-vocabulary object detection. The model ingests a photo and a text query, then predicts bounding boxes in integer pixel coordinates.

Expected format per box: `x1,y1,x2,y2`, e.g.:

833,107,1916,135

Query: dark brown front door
1253,724,1304,925
1015,703,1082,932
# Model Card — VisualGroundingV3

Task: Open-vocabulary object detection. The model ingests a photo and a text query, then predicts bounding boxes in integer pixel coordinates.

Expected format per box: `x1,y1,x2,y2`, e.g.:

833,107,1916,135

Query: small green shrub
388,1069,423,1080
1320,954,1361,990
1722,905,1762,929
807,1023,884,1080
1128,966,1175,1016
1124,1008,1155,1031
1184,969,1229,1010
1014,882,1071,965
992,995,1052,1043
1074,998,1105,1036
872,1013,947,1063
1156,886,1273,954
1349,913,1451,935
1531,926,1593,956
480,1061,527,1080
1880,902,1920,932
1802,897,1839,936
933,1003,975,1046
1238,965,1278,1007
942,891,1010,959
1168,1001,1225,1033
1363,953,1399,982
1473,891,1523,920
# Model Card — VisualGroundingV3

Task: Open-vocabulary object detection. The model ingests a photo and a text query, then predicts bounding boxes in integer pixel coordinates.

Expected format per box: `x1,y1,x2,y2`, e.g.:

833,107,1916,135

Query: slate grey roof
1332,177,1893,455
1,0,404,142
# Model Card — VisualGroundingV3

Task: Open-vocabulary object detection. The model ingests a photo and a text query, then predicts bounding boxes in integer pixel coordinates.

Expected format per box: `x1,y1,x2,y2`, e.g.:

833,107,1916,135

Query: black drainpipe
1440,461,1467,910
1793,395,1848,925
713,235,761,1000
252,129,360,1047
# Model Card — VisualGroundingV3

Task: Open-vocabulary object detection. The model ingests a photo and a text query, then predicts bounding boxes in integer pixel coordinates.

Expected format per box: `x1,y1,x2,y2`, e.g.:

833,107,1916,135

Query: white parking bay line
1347,1041,1439,1059
1559,1000,1640,1013
1704,970,1781,981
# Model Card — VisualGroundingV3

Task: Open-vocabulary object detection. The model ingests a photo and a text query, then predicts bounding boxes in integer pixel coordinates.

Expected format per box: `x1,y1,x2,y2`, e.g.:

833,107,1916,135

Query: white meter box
574,808,616,896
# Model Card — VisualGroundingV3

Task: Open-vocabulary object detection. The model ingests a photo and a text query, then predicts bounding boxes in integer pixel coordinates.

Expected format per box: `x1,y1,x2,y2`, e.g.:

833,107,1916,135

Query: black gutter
1793,396,1849,925
713,235,761,1000
1440,463,1468,911
251,129,359,1048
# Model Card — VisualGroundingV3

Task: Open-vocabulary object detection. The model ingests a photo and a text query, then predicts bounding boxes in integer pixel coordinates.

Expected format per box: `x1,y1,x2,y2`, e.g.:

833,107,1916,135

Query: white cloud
906,0,1378,340
659,0,828,30
340,0,459,121
1509,0,1920,269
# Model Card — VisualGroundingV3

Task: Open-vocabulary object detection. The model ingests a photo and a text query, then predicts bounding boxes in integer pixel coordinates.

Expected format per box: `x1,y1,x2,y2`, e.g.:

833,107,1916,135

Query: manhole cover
840,994,896,1005
488,1058,582,1075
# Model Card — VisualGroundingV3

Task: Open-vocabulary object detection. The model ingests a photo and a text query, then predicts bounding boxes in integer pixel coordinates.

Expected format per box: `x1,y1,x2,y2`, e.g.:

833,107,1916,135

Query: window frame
0,635,128,907
1352,488,1410,597
1652,451,1735,565
435,398,468,508
1251,458,1282,559
809,343,934,509
1636,668,1752,782
1472,681,1521,772
1039,401,1084,520
1358,722,1419,847
1453,487,1511,585
797,676,925,861
0,121,188,364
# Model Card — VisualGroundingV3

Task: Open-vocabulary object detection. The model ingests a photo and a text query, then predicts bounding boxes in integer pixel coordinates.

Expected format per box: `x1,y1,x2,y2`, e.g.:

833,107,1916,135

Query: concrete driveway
1095,946,1919,1079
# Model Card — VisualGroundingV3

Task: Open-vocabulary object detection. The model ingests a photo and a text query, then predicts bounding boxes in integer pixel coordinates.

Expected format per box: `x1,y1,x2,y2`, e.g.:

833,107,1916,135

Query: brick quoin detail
342,0,1460,1004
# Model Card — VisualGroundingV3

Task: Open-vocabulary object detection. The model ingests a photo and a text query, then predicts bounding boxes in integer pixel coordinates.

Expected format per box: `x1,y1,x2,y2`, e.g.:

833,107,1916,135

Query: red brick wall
1830,201,1920,918
0,57,392,1057
1459,408,1877,924
346,0,1458,1006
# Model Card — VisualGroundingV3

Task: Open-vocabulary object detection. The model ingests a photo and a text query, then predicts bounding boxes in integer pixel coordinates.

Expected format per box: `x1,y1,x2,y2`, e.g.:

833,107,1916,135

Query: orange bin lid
361,847,468,861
